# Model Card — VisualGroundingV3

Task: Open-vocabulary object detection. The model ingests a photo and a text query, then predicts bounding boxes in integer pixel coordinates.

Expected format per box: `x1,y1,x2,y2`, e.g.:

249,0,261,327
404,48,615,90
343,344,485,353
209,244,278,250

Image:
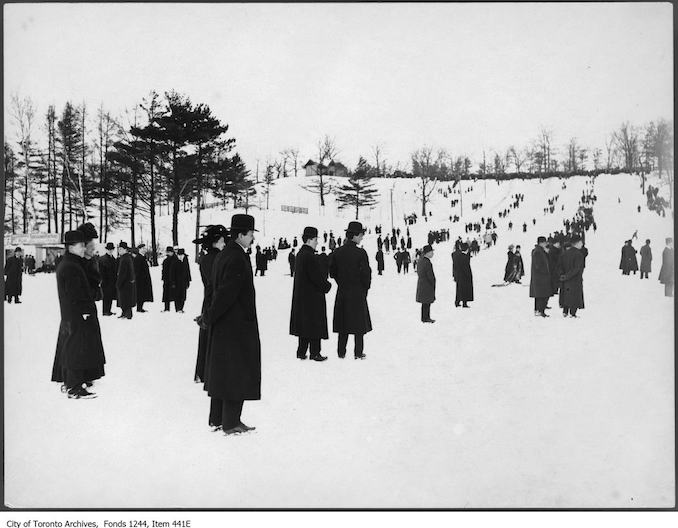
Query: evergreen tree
335,157,379,220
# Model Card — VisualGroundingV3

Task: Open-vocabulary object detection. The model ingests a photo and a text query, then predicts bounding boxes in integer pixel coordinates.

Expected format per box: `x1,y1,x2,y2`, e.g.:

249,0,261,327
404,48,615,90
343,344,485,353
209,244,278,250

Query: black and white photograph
1,1,675,514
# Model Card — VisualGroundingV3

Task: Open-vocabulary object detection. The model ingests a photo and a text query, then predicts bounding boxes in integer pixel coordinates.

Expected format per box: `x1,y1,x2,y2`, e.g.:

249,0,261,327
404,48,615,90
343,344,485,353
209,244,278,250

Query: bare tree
509,146,526,173
604,134,617,170
303,135,339,207
592,148,602,171
372,144,385,177
613,122,639,173
288,148,300,177
411,146,443,216
11,94,39,233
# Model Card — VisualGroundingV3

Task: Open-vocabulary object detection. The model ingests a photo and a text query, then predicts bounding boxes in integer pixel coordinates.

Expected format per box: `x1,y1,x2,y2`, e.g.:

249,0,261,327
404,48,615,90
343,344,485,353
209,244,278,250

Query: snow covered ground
3,173,674,508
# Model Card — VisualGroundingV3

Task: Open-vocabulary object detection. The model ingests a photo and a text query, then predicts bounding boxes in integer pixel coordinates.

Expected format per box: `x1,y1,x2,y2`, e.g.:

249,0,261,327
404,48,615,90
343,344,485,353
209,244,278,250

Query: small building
4,232,64,270
303,159,348,178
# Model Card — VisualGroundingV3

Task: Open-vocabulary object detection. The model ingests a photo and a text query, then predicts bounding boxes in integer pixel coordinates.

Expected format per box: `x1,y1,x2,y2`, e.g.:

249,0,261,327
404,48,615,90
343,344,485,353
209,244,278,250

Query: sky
3,2,673,172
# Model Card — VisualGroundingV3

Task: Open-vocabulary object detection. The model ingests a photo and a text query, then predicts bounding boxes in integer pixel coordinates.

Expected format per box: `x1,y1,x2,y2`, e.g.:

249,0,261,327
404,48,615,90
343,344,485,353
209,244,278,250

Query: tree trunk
68,187,72,230
195,144,202,263
171,148,179,246
131,169,137,247
149,141,157,266
60,170,65,234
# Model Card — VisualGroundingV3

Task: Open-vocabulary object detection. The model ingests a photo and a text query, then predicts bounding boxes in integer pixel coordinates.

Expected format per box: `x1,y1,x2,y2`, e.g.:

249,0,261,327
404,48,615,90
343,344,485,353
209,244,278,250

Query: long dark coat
416,256,436,304
453,251,474,302
99,253,118,301
255,251,268,271
659,247,674,285
329,241,372,335
195,248,220,383
620,244,639,273
173,257,191,303
116,253,137,309
133,254,154,302
515,252,525,279
4,256,23,297
161,255,178,302
640,244,652,273
203,241,261,401
503,251,516,282
290,245,332,339
548,245,562,294
560,247,585,309
375,250,385,272
529,245,552,298
83,256,103,302
51,252,105,382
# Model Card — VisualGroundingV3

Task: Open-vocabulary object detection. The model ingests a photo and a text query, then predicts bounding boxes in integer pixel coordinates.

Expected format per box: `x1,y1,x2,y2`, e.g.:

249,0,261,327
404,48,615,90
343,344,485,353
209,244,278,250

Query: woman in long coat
290,233,332,360
453,243,474,307
133,245,154,310
194,225,228,383
52,231,105,398
503,246,517,282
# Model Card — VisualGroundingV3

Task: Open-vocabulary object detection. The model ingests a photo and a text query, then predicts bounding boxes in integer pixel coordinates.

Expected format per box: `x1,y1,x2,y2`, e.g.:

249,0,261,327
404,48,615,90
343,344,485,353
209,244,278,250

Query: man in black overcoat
116,242,136,319
99,242,118,316
416,245,436,322
529,236,551,317
288,249,296,277
375,248,385,275
173,248,191,312
559,235,586,317
78,223,103,303
329,221,372,359
620,240,639,275
162,246,178,311
134,244,153,312
547,239,562,298
290,226,332,361
193,225,229,383
4,247,24,303
453,242,474,308
198,214,261,435
53,230,105,399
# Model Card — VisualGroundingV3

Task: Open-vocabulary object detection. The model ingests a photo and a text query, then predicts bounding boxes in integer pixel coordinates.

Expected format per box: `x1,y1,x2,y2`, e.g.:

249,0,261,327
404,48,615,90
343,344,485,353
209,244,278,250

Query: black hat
14,247,22,253
165,246,174,252
460,242,469,251
119,241,129,249
303,226,318,239
105,242,115,250
192,224,229,245
63,230,86,245
177,248,185,255
230,214,258,232
422,244,434,254
345,221,366,234
537,236,547,244
77,222,98,241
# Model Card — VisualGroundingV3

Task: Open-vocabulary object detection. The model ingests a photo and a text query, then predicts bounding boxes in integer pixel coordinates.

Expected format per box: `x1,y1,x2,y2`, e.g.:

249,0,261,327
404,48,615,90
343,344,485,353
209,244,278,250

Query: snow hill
3,172,674,508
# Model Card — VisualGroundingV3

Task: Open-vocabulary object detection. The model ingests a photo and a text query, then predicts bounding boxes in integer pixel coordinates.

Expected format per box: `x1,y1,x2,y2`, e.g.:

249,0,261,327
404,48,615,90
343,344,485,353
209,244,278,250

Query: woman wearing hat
193,225,229,383
51,230,106,399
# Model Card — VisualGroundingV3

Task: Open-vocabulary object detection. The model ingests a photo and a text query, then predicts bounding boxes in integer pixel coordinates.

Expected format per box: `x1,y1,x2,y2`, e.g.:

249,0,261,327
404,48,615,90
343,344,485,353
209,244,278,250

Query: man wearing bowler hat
116,241,136,319
199,214,261,435
329,221,372,359
99,242,118,316
290,226,332,361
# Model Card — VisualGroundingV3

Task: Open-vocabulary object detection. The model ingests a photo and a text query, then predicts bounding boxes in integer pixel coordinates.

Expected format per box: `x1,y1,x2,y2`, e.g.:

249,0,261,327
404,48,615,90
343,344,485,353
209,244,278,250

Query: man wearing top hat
193,224,229,383
134,244,154,313
162,246,178,311
99,242,118,316
4,247,24,304
529,236,551,317
290,226,332,361
199,214,261,434
328,221,372,359
116,242,137,319
52,230,105,399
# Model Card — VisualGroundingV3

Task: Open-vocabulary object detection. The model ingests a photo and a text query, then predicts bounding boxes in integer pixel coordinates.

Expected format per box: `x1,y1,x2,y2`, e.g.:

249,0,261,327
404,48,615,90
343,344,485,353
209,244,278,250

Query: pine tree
335,157,379,220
